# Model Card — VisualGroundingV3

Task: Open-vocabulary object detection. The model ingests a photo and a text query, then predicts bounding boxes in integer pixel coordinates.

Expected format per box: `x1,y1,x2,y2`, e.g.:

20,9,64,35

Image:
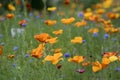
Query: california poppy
53,29,63,35
0,46,2,55
71,37,83,44
92,61,102,72
68,56,85,63
6,13,14,19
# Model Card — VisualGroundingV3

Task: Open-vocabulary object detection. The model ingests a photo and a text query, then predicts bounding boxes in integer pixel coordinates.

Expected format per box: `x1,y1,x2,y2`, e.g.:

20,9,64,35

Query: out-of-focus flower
84,12,93,19
92,32,98,37
115,68,120,71
103,52,118,58
47,7,57,11
82,61,91,66
92,61,102,72
109,56,118,62
46,37,58,44
6,13,14,19
45,20,57,26
34,33,51,43
95,8,106,14
31,43,45,58
24,54,30,58
0,34,3,38
78,12,84,17
101,57,110,69
64,0,70,5
71,37,83,44
53,29,63,35
104,34,109,39
54,48,62,53
8,4,15,11
88,28,99,33
74,20,87,27
106,12,119,19
82,40,86,43
19,20,27,27
0,46,2,55
44,52,63,65
12,63,16,67
13,46,19,51
64,53,70,58
0,3,2,7
61,17,75,25
8,54,14,59
56,64,62,69
68,56,85,63
76,68,85,73
102,0,113,8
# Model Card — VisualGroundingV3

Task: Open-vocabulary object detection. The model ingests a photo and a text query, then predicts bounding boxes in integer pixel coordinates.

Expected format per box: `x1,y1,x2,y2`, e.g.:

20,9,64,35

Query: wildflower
64,53,70,58
82,61,91,66
34,33,51,43
13,46,19,51
31,43,45,58
76,68,85,73
44,52,63,65
92,61,102,72
71,37,83,44
68,56,85,63
92,32,98,37
45,20,57,26
54,48,62,53
101,57,110,69
104,34,109,39
95,8,106,14
6,13,14,19
106,12,120,19
64,0,70,5
78,12,84,17
47,7,57,11
103,52,118,58
82,40,86,43
46,37,58,44
19,20,27,27
8,4,15,11
24,54,30,58
12,63,16,67
53,29,63,35
84,12,93,19
109,56,118,62
0,46,2,55
56,64,62,69
0,34,3,38
74,20,87,27
115,68,120,71
88,28,99,33
8,54,14,59
61,17,75,25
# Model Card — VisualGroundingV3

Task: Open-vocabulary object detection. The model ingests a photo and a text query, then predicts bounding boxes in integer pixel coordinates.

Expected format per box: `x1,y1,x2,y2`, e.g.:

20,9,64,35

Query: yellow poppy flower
47,7,57,11
109,56,118,62
71,37,83,44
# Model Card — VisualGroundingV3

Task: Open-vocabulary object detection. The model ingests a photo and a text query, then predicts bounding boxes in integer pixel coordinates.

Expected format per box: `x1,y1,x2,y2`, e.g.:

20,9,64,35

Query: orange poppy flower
61,17,75,25
71,37,83,44
68,56,85,63
0,46,2,55
54,48,62,53
101,57,110,69
118,56,120,61
45,20,57,26
103,52,118,58
44,52,63,65
95,8,106,14
92,61,102,72
84,12,93,19
106,12,119,19
19,20,27,26
6,13,14,19
8,54,14,59
31,43,45,58
46,37,58,44
88,28,99,33
34,33,51,43
82,61,91,66
74,20,87,27
53,29,63,35
64,0,70,5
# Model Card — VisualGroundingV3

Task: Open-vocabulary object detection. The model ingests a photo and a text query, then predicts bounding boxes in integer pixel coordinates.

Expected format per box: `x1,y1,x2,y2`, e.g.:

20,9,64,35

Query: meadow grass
0,1,120,80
